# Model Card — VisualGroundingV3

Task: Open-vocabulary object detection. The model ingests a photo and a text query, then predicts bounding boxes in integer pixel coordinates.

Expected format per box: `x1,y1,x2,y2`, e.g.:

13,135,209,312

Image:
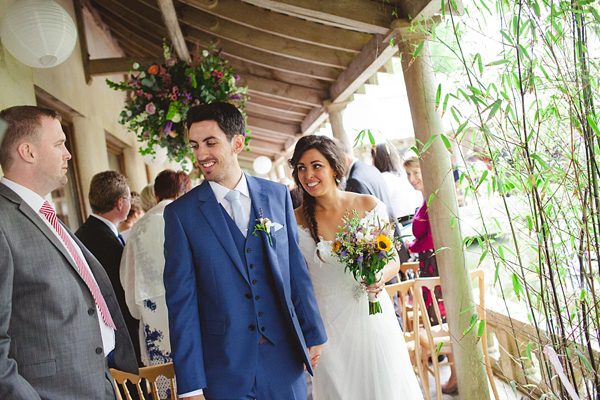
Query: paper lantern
142,144,168,166
253,156,272,175
1,0,77,68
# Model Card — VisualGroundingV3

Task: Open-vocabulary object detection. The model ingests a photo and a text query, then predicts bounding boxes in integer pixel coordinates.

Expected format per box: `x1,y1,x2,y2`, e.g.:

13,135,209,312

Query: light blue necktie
225,190,247,236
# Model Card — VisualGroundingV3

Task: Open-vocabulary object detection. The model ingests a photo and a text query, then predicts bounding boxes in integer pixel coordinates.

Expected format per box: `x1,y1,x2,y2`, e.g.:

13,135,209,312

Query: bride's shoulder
345,192,378,215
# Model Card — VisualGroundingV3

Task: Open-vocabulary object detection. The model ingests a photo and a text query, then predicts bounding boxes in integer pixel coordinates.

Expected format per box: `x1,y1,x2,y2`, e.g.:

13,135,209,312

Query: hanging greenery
106,43,248,165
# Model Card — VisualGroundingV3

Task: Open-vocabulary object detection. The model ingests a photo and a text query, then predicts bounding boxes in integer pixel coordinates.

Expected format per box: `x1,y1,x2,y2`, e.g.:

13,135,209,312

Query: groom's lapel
197,181,249,284
246,176,284,288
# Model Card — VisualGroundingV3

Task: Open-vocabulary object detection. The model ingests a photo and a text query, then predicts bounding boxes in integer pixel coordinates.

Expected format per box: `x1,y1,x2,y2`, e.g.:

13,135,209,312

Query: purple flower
235,75,240,80
166,58,176,67
341,250,347,257
145,102,156,115
357,255,364,263
185,92,192,101
164,121,173,133
378,251,385,258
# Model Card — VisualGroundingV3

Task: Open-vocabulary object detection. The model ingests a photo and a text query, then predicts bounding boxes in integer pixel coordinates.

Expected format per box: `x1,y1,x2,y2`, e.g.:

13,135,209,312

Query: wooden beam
240,0,396,34
246,98,308,118
88,57,164,76
179,0,370,53
229,58,329,91
157,0,191,62
247,116,300,136
103,21,161,57
245,104,304,123
247,92,312,112
242,75,326,107
94,7,165,53
179,6,354,68
93,0,168,38
329,30,399,103
408,0,465,22
186,28,341,81
300,105,328,135
74,0,91,84
245,137,286,155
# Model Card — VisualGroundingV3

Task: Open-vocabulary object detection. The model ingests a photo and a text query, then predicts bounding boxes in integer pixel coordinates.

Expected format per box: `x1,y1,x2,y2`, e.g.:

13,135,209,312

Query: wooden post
398,38,491,399
157,0,192,63
325,101,351,150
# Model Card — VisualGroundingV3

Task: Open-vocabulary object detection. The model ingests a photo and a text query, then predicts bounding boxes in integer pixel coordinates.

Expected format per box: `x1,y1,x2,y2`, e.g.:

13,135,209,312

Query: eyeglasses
121,196,131,202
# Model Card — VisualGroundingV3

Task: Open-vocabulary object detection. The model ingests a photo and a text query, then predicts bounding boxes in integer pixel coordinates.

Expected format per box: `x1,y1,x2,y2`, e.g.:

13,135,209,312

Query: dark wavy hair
288,135,347,246
185,102,245,141
371,142,401,174
154,169,192,202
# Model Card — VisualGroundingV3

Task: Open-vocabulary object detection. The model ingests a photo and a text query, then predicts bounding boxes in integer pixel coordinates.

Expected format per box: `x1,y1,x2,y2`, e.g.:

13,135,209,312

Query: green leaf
421,134,438,153
510,381,518,396
440,134,452,152
477,320,485,338
427,193,435,207
587,115,600,137
442,94,450,117
488,59,510,66
455,119,470,136
463,314,479,336
526,342,533,361
478,249,488,266
486,99,502,122
512,273,523,301
435,341,443,356
500,30,514,45
412,41,425,58
531,153,550,170
477,53,483,76
494,262,500,285
367,130,376,146
575,348,594,372
435,84,442,111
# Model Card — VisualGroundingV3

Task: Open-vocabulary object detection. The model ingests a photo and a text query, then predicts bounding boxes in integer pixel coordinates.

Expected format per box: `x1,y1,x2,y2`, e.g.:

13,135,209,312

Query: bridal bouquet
332,210,397,315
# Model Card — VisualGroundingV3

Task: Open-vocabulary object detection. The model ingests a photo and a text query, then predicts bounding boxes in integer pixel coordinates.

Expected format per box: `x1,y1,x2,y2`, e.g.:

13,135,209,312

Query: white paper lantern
142,144,168,166
253,156,272,175
1,0,77,68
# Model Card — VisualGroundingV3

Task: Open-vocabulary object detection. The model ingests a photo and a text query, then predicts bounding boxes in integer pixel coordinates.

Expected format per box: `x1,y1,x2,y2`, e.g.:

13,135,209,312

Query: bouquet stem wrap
367,291,382,315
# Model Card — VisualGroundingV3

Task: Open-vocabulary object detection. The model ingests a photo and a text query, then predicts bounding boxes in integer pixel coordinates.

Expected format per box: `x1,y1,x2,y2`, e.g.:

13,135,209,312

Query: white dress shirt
92,213,120,238
179,174,252,398
0,178,116,356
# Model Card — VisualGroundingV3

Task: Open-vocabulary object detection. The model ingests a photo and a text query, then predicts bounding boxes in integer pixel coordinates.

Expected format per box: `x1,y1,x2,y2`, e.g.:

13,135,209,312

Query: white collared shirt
208,173,252,237
0,178,116,356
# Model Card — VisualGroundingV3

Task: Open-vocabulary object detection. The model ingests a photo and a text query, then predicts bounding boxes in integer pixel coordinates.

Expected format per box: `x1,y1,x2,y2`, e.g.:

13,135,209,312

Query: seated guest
118,191,143,242
139,183,157,212
0,106,137,399
120,170,192,399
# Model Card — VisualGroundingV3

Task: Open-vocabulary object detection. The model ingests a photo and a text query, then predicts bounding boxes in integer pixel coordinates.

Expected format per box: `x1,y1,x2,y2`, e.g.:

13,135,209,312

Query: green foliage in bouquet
106,43,248,164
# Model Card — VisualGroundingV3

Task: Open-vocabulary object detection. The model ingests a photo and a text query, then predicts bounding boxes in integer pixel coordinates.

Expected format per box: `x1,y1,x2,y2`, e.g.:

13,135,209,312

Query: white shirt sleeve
179,389,204,397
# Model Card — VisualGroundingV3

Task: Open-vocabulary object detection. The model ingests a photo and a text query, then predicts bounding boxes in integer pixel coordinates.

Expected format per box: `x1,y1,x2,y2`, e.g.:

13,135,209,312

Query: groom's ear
231,134,245,155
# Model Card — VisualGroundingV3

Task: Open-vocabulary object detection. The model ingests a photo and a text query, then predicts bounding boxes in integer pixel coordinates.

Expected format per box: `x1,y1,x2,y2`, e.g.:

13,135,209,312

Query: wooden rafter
157,0,191,62
179,7,355,68
179,0,371,52
243,75,326,107
228,59,329,91
240,0,397,34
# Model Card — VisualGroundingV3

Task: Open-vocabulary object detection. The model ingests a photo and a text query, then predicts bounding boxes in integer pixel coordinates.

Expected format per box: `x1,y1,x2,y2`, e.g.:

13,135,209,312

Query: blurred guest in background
118,191,143,242
371,143,422,226
139,183,157,213
120,170,192,399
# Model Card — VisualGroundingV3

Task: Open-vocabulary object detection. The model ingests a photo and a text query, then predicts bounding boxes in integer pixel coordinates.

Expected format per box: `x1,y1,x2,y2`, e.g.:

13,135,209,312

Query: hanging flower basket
106,44,248,165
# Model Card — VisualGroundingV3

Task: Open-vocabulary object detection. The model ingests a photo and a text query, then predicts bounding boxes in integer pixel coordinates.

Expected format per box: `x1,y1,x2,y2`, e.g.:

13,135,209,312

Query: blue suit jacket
163,175,327,398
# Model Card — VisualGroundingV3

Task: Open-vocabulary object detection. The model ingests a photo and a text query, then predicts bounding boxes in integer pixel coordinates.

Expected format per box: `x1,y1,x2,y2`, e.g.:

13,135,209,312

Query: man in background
0,105,137,399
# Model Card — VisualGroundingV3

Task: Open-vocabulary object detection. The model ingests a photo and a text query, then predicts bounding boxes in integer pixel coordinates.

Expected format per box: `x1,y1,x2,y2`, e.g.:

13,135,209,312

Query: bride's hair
288,135,347,246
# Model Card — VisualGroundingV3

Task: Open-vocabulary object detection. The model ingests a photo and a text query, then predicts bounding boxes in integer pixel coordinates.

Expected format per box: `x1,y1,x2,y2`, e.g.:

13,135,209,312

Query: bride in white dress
289,135,423,400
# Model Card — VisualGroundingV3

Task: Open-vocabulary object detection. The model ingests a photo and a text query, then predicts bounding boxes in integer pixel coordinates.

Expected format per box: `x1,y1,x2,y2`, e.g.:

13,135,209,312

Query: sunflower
376,235,392,252
332,240,342,253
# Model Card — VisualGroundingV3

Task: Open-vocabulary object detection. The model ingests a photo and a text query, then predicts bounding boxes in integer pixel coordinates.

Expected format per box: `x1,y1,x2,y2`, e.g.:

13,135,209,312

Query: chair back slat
111,362,176,400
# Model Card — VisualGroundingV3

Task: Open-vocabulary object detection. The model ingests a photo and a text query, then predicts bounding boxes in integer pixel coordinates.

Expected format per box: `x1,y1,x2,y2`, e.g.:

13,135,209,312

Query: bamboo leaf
512,273,522,301
526,342,533,361
587,115,600,137
510,381,517,396
421,134,439,153
455,119,470,136
494,262,500,285
575,348,594,372
477,320,485,338
440,134,452,152
488,59,510,66
478,249,488,266
367,130,375,146
462,314,479,336
412,41,425,58
486,99,502,122
442,93,450,117
477,53,483,76
531,153,550,170
427,193,435,207
435,341,443,356
436,84,442,111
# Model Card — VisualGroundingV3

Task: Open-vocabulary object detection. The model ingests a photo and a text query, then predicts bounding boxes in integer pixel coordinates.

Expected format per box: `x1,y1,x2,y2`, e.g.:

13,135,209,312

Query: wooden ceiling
79,0,453,170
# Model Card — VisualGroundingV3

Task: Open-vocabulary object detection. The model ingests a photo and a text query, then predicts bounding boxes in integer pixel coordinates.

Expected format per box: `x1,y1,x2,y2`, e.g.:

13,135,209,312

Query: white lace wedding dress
298,202,424,400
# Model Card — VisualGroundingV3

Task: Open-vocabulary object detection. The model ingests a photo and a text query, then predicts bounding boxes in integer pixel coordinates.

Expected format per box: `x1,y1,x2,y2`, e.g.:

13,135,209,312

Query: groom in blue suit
163,102,327,399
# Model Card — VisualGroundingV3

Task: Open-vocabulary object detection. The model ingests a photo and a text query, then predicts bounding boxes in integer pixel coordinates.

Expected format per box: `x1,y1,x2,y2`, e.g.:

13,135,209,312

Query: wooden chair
413,269,499,400
385,280,426,388
400,261,420,280
111,362,176,400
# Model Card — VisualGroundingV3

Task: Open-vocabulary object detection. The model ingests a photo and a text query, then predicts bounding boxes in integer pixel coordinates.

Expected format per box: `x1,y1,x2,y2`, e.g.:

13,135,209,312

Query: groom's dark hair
185,102,245,140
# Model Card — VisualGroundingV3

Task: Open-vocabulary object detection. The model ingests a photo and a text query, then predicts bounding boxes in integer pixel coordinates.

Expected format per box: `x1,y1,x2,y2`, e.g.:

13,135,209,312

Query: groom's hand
308,344,324,368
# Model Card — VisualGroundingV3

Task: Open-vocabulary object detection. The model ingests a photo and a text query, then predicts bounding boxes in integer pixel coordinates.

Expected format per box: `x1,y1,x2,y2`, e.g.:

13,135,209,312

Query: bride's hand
364,271,384,298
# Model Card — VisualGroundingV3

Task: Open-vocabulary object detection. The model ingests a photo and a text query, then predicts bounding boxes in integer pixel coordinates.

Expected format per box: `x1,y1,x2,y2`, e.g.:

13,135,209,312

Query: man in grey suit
0,106,138,399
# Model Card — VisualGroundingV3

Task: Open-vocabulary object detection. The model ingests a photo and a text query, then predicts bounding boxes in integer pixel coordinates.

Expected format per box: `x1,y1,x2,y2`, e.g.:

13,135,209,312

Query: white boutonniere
252,209,274,246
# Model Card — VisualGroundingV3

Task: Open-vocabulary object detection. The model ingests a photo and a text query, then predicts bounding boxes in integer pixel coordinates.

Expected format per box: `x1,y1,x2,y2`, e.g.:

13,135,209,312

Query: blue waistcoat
219,204,290,344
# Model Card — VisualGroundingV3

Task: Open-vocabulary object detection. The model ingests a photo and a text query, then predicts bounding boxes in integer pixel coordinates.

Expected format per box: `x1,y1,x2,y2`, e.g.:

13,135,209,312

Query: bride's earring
335,174,341,184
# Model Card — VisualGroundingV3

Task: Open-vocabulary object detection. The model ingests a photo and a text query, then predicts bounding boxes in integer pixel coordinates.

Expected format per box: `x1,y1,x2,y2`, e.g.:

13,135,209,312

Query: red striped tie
40,201,116,330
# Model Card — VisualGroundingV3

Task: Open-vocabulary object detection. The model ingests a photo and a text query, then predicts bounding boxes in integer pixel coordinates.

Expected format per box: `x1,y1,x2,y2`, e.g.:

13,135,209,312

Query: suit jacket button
258,312,263,317
247,248,251,253
249,264,254,269
255,295,260,300
245,293,252,299
252,280,257,285
95,347,103,355
88,308,95,316
261,327,266,332
248,324,255,331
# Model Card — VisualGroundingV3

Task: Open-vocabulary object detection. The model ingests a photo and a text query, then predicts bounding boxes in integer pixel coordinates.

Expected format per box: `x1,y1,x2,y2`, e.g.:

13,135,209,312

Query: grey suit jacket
0,184,138,399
